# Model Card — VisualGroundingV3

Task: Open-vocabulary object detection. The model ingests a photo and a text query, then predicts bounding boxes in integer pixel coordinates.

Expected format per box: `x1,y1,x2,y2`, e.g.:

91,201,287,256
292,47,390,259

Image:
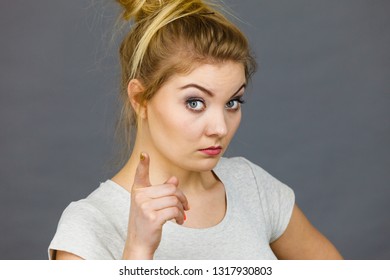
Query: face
142,61,246,172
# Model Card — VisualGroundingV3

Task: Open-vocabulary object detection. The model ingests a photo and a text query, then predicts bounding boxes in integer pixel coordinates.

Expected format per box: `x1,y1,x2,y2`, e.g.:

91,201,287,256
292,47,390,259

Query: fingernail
140,152,145,161
184,212,187,221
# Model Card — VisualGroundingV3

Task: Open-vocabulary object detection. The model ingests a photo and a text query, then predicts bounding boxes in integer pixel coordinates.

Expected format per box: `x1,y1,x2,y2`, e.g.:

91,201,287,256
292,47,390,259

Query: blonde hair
114,0,256,165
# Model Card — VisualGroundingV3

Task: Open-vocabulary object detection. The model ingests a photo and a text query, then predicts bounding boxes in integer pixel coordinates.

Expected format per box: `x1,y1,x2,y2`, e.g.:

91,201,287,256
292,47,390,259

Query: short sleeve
243,158,295,243
48,201,116,260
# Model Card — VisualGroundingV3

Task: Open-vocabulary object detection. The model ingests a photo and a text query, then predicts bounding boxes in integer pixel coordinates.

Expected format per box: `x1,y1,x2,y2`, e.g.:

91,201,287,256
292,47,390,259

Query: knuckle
165,184,176,194
171,207,180,217
132,193,144,205
169,196,179,205
131,188,141,197
131,185,141,194
146,212,157,223
139,202,149,212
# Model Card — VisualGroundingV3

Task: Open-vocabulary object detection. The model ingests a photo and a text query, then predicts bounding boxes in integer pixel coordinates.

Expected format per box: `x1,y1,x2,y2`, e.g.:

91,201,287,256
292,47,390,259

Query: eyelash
185,97,245,112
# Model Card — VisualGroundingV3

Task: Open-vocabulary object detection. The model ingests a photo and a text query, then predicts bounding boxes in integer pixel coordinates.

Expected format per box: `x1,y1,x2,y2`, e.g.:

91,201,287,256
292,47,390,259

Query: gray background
0,0,389,259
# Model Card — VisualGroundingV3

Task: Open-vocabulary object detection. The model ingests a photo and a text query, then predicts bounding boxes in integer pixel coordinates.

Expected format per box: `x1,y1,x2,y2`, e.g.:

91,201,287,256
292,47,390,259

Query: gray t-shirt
48,157,295,259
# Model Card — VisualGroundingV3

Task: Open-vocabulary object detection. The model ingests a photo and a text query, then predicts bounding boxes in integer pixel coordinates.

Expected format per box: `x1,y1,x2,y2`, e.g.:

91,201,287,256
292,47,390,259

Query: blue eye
226,97,245,110
186,99,205,111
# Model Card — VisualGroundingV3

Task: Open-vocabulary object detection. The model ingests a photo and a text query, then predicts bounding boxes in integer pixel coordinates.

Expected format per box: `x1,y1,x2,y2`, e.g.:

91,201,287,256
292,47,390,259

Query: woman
49,0,342,260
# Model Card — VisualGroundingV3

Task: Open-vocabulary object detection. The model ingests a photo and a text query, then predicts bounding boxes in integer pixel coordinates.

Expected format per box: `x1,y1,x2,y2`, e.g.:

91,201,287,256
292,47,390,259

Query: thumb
164,176,179,187
133,152,151,189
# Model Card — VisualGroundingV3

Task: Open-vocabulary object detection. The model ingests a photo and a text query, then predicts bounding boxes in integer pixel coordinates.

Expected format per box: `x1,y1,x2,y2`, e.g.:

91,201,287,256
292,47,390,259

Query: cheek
171,115,206,141
148,104,203,141
227,112,242,136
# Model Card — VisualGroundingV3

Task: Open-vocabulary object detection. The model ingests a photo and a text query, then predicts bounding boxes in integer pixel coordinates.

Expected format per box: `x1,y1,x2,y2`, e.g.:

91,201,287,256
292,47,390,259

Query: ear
127,79,147,119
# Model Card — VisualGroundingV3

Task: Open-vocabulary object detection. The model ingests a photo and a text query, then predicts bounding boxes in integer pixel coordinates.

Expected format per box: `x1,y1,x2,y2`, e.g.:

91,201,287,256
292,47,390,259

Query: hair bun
116,0,209,22
116,0,169,22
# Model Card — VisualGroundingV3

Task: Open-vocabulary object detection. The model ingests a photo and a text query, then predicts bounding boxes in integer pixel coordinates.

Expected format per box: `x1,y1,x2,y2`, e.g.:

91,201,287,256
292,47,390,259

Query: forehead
166,61,246,93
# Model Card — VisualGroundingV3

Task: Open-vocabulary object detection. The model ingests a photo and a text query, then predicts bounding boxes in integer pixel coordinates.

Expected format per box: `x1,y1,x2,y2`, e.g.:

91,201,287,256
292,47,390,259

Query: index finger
133,152,151,189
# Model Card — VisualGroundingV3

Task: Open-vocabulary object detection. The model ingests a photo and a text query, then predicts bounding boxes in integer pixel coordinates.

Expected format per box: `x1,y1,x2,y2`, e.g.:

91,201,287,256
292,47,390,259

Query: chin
187,156,222,172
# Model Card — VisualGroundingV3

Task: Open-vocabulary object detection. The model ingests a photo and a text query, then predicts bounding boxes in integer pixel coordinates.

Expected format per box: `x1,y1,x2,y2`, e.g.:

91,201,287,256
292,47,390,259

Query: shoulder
216,156,288,187
66,180,128,215
217,156,274,174
217,157,295,242
58,197,106,229
51,181,117,241
49,180,128,259
58,180,128,230
216,156,258,175
216,156,295,210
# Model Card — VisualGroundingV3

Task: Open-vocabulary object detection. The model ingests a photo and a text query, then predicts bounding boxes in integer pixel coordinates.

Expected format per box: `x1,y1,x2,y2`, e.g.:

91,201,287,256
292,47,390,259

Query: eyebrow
179,83,246,98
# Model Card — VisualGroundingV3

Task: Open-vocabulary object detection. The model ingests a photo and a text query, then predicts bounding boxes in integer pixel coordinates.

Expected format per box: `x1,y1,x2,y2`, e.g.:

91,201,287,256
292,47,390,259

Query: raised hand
122,152,189,259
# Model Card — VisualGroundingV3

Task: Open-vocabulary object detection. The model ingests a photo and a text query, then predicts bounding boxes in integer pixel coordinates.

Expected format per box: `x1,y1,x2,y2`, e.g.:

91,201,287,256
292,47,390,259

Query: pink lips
199,146,222,156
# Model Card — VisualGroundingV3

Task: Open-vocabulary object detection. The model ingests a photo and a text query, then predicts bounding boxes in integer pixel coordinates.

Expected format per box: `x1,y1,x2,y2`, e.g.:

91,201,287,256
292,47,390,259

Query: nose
205,110,228,137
